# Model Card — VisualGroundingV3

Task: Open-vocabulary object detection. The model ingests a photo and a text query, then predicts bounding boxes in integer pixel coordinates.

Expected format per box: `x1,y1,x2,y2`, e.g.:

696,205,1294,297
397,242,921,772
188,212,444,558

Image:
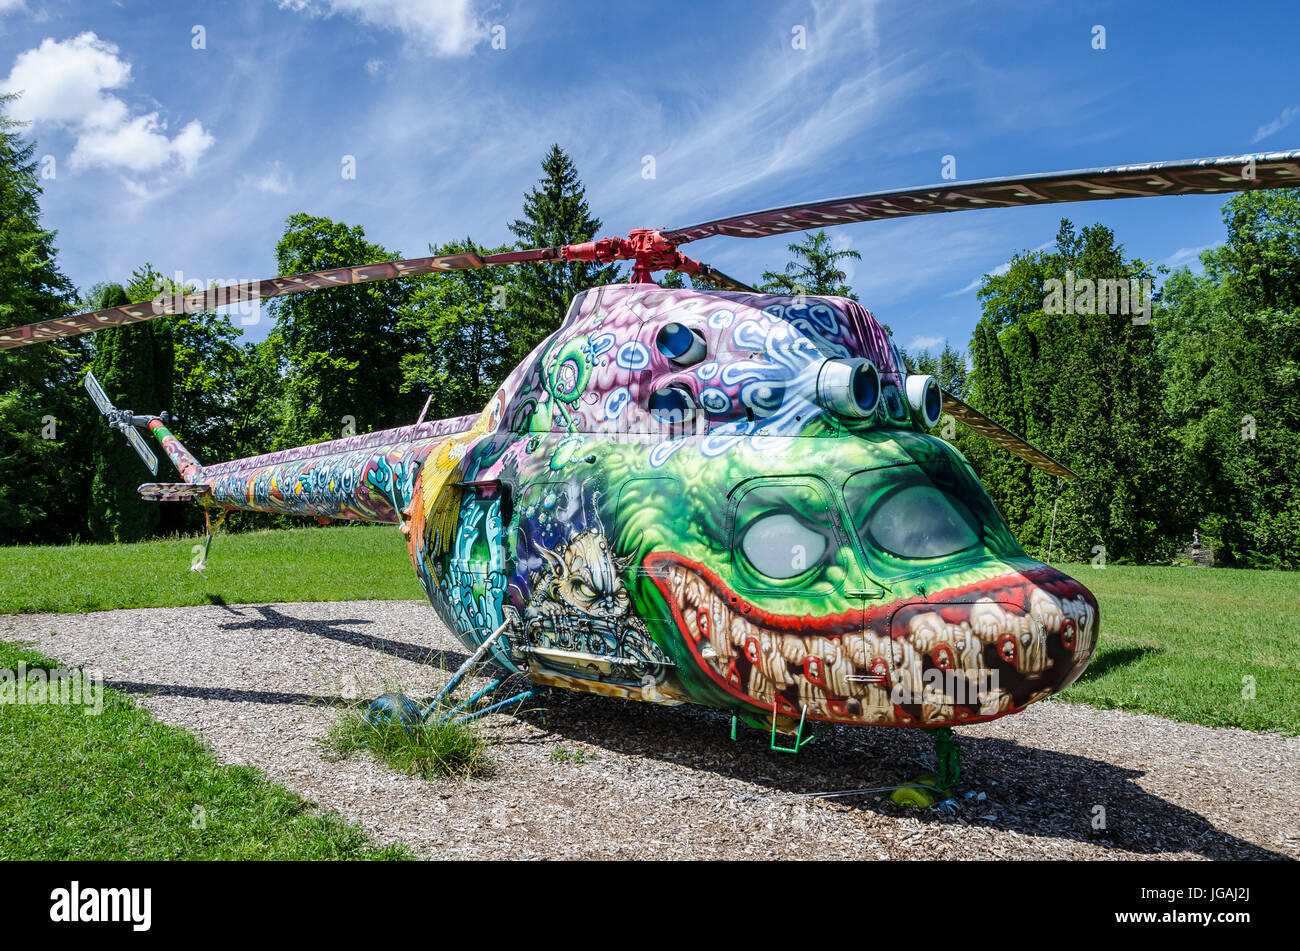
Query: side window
728,478,850,595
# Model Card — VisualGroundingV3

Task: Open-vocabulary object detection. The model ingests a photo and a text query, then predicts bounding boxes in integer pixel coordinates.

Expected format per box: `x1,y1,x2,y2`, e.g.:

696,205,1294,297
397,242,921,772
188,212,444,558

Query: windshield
843,459,1022,579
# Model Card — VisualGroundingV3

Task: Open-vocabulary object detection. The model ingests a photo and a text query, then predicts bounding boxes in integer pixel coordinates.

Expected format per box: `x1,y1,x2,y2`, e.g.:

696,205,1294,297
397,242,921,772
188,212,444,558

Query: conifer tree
0,93,88,543
506,145,619,362
86,273,174,543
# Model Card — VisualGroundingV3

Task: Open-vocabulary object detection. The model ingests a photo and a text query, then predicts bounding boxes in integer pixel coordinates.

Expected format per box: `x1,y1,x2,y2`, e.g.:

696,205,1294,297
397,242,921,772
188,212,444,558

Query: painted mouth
645,553,1098,727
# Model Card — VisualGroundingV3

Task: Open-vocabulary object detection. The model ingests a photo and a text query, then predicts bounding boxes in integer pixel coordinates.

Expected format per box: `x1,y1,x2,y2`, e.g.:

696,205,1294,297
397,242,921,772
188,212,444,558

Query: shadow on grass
1081,645,1163,680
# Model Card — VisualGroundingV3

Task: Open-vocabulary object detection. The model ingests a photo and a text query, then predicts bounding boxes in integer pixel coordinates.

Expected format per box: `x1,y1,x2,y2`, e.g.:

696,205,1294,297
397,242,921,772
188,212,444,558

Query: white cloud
278,0,488,56
1161,244,1217,269
943,241,1052,297
1253,104,1299,143
243,159,294,195
0,0,28,15
907,335,943,351
365,58,385,77
0,32,214,176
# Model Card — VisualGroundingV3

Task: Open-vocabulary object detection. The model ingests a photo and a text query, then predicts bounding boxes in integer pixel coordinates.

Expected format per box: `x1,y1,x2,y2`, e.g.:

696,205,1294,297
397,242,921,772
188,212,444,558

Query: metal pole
424,620,510,717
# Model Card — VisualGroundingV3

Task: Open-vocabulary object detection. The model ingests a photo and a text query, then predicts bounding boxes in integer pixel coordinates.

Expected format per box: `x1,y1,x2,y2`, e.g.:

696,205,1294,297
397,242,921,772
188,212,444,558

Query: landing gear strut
890,726,962,810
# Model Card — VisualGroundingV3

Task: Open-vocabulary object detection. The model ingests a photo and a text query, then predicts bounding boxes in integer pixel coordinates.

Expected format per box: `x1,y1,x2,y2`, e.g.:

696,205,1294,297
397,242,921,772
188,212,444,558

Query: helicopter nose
993,566,1097,683
976,564,1101,691
890,563,1099,722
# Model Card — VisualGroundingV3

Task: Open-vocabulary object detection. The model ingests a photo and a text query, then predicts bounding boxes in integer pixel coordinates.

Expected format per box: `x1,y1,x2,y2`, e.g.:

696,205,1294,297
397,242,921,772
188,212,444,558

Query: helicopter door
444,480,514,668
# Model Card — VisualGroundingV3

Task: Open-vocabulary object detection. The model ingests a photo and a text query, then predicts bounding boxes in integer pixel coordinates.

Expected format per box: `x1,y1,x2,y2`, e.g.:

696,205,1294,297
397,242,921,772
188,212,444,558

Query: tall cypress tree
0,93,89,544
506,145,619,363
87,273,174,543
970,220,1179,562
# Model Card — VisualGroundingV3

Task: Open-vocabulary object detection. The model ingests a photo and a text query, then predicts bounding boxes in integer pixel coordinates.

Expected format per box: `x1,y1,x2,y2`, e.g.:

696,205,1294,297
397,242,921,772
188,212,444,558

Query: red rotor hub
562,228,711,283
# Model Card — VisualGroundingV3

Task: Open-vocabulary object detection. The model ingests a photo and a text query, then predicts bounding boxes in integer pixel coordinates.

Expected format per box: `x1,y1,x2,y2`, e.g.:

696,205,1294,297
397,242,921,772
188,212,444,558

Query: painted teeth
663,561,1094,725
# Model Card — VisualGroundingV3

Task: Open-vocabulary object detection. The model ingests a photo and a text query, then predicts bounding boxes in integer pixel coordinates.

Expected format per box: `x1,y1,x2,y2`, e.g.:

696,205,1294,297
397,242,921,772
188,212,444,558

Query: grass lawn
1053,562,1299,735
0,523,422,614
0,641,408,859
1,529,1296,734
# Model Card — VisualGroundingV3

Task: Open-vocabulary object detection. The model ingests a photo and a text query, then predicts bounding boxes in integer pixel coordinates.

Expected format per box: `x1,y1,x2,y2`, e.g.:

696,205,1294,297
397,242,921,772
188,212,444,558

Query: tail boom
188,414,481,524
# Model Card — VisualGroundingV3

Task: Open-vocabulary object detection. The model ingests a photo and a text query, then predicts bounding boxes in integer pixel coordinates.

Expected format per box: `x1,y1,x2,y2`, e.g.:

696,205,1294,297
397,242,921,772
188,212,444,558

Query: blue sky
1,0,1297,353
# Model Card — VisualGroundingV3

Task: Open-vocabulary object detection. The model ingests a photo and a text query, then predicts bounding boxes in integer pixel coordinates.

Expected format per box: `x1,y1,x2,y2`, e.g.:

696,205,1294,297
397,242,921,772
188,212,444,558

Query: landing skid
729,711,964,811
365,622,535,732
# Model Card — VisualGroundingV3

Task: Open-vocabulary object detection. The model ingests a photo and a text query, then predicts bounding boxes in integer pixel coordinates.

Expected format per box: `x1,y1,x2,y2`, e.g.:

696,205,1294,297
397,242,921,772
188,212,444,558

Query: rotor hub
562,228,709,283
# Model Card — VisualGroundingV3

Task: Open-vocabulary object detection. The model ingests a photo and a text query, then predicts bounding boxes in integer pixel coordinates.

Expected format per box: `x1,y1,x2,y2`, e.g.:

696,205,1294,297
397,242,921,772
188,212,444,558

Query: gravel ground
4,599,1296,861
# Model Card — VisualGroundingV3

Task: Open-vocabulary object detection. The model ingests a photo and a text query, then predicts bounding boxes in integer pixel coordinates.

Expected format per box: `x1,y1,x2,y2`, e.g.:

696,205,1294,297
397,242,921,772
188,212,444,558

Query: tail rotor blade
83,371,114,417
125,425,160,476
943,392,1077,481
84,369,160,475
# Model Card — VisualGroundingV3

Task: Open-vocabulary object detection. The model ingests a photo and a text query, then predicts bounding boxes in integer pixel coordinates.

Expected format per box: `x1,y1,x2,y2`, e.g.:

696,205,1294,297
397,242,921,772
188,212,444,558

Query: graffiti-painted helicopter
5,150,1298,803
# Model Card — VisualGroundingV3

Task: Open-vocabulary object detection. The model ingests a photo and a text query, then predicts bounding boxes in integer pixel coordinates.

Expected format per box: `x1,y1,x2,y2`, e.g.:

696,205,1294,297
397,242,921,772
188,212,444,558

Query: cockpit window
843,459,1021,578
731,480,842,592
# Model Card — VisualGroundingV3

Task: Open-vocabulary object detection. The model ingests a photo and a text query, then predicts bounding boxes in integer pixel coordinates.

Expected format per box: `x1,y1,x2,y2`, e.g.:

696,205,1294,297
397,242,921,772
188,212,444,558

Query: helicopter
4,149,1298,805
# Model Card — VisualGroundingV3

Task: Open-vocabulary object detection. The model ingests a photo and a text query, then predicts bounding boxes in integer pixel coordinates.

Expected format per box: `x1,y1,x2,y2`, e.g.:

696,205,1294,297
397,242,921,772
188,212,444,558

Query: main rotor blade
0,247,562,351
663,150,1300,244
943,392,1077,481
692,264,757,292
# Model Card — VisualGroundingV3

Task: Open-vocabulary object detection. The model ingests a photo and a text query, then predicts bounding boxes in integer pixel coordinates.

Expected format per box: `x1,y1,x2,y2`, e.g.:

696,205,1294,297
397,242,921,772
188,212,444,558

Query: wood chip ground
4,600,1296,860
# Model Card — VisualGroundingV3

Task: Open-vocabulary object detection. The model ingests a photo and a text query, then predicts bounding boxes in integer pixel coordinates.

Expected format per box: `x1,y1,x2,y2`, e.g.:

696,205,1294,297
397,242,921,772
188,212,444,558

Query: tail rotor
83,371,161,476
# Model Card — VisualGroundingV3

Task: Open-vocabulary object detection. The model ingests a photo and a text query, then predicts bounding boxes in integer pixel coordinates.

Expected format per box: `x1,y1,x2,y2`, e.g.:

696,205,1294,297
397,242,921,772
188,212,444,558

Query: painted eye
577,582,598,598
741,513,827,579
867,485,977,558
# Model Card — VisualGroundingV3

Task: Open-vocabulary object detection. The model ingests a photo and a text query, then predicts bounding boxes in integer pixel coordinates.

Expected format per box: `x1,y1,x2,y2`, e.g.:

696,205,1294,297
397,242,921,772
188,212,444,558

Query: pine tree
759,230,861,297
506,145,619,363
0,93,89,544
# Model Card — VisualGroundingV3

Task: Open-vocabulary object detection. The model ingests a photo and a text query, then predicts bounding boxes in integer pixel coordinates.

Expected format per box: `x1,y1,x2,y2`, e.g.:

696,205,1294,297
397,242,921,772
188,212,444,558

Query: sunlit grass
323,701,491,781
0,641,409,859
0,523,421,614
1051,562,1299,735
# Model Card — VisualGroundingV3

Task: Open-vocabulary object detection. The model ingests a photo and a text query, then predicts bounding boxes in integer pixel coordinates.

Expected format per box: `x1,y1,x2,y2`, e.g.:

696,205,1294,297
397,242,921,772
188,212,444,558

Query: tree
506,145,619,363
906,341,968,400
86,272,174,543
266,214,421,448
399,238,514,420
1158,191,1300,567
969,219,1180,563
0,93,88,544
759,230,861,297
